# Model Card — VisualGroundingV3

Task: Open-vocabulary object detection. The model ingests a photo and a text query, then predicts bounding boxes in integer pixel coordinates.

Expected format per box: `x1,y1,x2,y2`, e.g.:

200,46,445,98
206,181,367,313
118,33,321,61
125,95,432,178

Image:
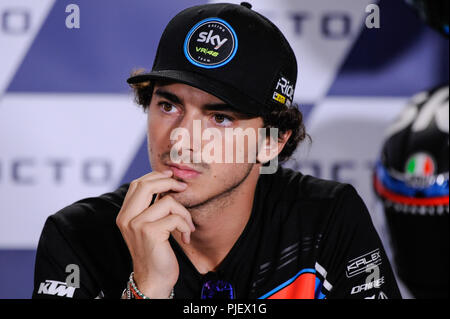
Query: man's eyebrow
154,88,183,105
154,87,253,118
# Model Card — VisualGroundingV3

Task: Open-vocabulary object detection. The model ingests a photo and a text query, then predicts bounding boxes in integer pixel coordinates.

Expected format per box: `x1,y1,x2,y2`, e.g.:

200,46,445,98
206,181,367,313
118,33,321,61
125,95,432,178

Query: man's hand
116,170,195,298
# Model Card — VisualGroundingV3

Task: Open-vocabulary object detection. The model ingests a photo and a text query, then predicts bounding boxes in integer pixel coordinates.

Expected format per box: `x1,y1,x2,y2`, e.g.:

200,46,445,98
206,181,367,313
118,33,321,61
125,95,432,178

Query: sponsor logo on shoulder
272,76,294,107
346,249,382,278
37,279,76,298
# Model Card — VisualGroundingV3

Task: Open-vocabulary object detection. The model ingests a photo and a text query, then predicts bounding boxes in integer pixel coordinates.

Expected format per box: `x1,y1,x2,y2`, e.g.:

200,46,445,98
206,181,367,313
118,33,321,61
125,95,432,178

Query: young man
32,2,401,299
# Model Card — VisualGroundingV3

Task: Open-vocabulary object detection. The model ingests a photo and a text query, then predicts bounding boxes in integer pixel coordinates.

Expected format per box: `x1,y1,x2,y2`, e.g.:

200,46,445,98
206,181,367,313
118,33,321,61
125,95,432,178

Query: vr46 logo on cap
184,18,238,69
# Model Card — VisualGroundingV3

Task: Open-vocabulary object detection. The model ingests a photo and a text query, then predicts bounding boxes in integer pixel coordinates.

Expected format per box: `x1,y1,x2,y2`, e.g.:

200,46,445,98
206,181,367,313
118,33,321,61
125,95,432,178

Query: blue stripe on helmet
376,162,449,198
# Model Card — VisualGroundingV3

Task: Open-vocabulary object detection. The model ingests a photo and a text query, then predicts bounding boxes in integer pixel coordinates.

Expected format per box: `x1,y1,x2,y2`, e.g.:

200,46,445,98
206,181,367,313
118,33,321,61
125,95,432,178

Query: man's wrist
126,272,174,299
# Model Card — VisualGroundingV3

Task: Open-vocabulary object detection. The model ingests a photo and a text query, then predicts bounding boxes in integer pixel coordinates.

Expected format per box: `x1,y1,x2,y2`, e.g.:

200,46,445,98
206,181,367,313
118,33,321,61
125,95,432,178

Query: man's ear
257,129,292,164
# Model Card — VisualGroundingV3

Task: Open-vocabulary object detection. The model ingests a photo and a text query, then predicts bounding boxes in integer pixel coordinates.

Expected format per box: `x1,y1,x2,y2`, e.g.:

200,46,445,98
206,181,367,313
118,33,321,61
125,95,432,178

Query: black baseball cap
127,2,298,117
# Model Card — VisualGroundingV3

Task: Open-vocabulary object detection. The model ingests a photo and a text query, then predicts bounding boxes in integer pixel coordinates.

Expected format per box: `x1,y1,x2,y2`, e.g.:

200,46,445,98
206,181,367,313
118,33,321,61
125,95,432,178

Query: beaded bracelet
126,272,175,299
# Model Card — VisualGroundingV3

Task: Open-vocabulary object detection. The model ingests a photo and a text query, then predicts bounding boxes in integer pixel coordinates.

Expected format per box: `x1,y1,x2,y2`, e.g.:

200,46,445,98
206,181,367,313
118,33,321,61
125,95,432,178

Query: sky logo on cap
184,18,238,69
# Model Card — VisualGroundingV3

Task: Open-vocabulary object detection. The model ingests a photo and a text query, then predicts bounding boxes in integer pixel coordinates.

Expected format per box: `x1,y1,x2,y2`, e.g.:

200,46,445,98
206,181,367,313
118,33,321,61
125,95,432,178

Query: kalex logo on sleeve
184,18,238,69
345,249,382,278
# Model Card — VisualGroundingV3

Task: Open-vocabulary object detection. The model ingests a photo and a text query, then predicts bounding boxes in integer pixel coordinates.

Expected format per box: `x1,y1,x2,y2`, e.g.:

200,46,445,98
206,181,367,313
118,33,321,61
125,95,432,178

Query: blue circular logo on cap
184,18,238,69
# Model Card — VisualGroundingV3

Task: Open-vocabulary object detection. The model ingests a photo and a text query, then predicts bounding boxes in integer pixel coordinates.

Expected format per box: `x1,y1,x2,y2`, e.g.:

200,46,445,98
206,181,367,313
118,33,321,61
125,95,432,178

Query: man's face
146,81,264,209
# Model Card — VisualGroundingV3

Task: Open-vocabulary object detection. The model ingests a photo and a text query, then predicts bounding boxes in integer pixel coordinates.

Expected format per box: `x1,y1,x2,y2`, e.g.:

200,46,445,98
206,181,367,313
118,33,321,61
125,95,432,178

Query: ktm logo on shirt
37,280,76,298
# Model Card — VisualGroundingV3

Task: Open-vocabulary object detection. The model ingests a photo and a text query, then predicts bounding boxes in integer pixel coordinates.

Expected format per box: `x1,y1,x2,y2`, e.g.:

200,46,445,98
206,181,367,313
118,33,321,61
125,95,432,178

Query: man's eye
159,102,177,114
213,114,234,127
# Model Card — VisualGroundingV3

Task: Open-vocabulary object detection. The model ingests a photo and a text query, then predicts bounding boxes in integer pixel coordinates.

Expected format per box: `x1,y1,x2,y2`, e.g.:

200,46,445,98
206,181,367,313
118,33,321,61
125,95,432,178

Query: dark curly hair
129,70,309,163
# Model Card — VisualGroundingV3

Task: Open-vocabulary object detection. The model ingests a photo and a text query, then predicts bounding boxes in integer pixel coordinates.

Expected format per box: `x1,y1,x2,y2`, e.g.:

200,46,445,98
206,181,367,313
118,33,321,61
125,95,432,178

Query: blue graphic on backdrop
8,0,201,93
328,0,448,96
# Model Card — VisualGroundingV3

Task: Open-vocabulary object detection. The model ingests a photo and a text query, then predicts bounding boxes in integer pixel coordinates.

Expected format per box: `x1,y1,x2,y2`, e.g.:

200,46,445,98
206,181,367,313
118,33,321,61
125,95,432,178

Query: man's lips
167,163,201,179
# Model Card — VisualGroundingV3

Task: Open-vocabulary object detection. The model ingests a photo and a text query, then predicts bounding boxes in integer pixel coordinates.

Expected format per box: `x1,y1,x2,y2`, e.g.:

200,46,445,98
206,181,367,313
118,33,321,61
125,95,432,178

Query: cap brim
127,70,262,116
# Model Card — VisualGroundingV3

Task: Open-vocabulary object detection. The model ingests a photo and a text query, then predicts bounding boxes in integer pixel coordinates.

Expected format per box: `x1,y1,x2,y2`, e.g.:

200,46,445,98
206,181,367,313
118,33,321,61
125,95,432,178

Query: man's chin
159,190,200,209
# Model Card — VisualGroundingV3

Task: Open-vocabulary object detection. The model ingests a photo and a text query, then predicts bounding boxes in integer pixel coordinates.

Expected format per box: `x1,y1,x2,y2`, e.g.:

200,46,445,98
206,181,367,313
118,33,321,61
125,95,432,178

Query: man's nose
170,113,203,161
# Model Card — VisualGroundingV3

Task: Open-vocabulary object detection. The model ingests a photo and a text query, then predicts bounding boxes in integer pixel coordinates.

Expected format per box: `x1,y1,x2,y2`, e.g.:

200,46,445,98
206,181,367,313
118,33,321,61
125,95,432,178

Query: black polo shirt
32,166,401,299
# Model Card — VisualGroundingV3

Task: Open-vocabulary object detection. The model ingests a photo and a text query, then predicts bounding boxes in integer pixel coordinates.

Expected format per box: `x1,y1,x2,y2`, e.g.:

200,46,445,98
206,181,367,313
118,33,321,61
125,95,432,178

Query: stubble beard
184,162,254,211
148,140,256,218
